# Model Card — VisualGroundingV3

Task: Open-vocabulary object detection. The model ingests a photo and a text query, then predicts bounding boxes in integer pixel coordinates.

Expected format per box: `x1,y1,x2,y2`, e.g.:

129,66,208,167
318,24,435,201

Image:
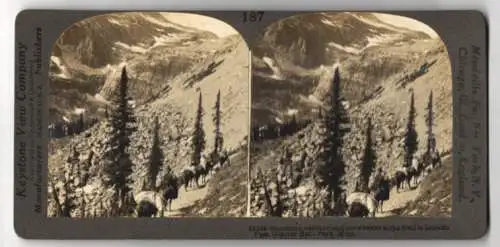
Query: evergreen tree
425,90,435,157
403,92,418,167
212,89,223,155
78,113,84,133
289,114,298,134
100,66,137,212
359,117,376,193
146,116,163,190
114,66,137,138
191,91,206,167
314,67,349,211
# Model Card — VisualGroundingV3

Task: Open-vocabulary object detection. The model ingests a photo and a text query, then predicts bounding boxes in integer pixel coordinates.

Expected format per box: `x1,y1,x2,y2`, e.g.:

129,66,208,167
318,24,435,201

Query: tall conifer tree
212,89,223,155
100,66,137,213
314,67,349,213
403,92,418,167
425,90,435,157
146,116,163,190
191,91,206,167
359,117,376,193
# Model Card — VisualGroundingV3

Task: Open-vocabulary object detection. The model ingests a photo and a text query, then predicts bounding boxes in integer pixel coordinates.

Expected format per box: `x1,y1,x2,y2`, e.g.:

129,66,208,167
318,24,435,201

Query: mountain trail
376,186,420,217
164,182,210,217
164,151,241,217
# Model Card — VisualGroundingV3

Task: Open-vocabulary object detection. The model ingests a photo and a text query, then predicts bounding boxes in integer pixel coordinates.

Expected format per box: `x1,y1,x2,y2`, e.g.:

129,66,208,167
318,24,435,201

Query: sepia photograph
249,12,452,218
47,12,250,218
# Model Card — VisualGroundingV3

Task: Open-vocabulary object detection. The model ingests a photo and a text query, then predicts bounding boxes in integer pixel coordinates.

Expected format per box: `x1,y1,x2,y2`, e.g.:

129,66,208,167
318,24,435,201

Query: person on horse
412,156,419,169
200,154,208,167
372,168,384,190
221,148,229,166
432,149,442,167
372,167,390,212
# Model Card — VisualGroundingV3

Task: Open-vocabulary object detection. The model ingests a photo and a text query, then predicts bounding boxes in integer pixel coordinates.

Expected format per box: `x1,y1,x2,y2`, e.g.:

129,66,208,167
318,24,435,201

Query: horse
160,176,179,212
431,151,442,168
205,154,220,176
194,165,208,185
346,192,377,217
374,178,390,213
392,170,407,193
212,163,222,173
396,165,416,190
219,150,230,167
423,164,433,177
407,166,418,188
181,166,197,191
413,156,428,185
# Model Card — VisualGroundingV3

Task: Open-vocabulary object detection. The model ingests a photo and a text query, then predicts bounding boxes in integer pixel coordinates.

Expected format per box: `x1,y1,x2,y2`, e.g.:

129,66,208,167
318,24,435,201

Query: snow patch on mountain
108,18,129,27
161,12,238,38
262,56,284,80
74,108,86,114
115,42,148,54
365,34,399,48
287,109,299,116
372,13,439,39
50,56,70,79
328,42,361,54
321,18,338,27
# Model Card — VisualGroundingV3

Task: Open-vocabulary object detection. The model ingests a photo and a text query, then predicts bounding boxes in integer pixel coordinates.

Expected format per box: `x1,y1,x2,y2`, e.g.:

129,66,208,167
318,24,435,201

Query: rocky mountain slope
250,12,453,217
48,12,249,217
49,12,230,122
251,12,441,126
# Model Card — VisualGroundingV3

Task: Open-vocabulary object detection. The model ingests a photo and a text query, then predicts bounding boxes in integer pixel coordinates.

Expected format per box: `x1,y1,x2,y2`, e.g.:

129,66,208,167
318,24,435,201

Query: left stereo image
47,12,251,218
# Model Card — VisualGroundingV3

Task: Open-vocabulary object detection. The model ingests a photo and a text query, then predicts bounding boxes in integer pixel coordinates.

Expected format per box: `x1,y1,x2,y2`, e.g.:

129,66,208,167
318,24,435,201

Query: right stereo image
248,12,453,218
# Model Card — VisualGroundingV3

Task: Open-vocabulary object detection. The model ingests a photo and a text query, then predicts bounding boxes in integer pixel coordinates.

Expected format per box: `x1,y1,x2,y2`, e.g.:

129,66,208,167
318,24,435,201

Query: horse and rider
180,148,232,191
372,168,391,213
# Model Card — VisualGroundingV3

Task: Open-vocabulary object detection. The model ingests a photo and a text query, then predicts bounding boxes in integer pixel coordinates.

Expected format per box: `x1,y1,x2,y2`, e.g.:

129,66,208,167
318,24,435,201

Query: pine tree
403,92,418,168
146,116,163,190
289,114,298,134
100,66,137,212
191,91,206,167
359,117,376,193
425,90,435,158
314,67,349,211
115,66,137,138
78,113,84,133
212,89,223,156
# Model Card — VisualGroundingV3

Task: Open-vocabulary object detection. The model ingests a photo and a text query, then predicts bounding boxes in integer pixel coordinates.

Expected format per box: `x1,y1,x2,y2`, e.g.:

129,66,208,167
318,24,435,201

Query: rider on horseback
372,168,384,190
432,150,442,167
200,154,208,167
372,167,390,212
412,156,419,169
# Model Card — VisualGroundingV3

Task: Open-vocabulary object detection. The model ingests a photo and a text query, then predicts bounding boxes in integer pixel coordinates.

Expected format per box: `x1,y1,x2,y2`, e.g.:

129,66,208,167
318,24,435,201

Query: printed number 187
243,11,264,22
